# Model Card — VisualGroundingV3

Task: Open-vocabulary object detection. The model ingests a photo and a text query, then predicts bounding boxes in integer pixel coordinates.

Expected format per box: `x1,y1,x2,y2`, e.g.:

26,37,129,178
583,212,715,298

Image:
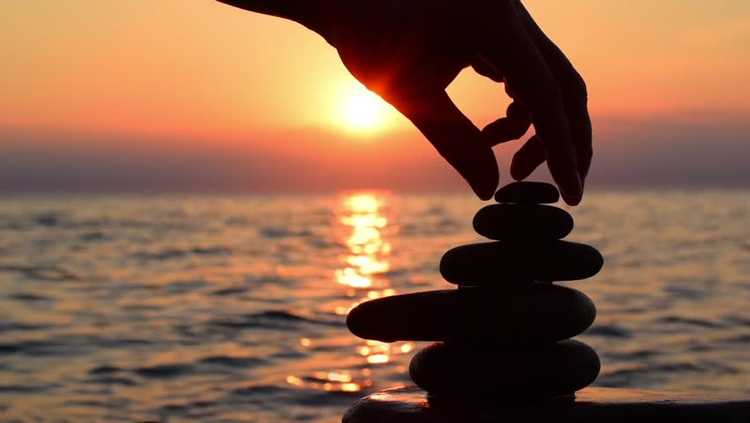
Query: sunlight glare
345,194,380,214
337,83,393,133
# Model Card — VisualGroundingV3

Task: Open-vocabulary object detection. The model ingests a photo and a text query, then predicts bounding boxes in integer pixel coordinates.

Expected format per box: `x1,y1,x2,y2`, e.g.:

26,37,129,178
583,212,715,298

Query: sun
337,82,394,133
343,92,383,129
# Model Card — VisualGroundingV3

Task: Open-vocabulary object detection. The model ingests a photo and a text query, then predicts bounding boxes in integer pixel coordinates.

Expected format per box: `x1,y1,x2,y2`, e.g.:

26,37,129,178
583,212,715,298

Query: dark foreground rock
440,241,603,285
494,182,560,204
346,285,595,344
409,340,600,399
343,386,750,423
473,204,574,240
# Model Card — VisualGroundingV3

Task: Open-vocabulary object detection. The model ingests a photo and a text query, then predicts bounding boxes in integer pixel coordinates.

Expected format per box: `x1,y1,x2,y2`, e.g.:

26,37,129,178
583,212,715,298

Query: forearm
216,0,298,19
216,0,331,36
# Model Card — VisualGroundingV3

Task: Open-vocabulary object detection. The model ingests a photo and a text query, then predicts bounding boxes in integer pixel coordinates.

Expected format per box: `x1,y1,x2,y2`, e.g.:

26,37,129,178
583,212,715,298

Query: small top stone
495,182,560,204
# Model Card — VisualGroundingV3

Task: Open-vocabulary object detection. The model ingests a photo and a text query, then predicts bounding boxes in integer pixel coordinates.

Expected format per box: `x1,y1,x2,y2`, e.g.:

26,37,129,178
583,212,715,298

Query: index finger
479,1,582,205
386,88,499,200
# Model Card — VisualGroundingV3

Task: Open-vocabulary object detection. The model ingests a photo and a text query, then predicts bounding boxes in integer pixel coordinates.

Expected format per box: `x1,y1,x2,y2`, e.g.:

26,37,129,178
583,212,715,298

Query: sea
1,190,749,422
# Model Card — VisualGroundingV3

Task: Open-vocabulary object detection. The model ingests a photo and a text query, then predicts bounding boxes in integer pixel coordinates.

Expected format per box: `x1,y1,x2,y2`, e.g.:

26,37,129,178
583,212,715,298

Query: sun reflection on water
335,194,391,289
286,192,412,394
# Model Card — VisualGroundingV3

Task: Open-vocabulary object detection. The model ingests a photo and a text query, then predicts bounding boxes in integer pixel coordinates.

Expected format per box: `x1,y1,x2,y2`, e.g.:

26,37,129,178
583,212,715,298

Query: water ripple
134,363,194,379
199,355,266,368
0,192,749,421
586,324,632,338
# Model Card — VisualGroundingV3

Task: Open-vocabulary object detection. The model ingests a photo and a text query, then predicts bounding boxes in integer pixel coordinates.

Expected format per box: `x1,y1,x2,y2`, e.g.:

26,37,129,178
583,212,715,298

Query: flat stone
495,182,560,204
346,285,595,344
473,204,574,240
440,241,603,285
409,340,600,399
344,386,750,422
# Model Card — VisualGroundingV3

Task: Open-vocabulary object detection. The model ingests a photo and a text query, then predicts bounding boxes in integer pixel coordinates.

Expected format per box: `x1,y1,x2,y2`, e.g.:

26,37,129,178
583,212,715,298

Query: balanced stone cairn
346,181,603,405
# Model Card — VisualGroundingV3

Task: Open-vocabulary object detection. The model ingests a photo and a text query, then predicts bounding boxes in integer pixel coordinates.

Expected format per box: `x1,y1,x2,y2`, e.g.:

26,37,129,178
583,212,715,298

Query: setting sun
336,82,395,133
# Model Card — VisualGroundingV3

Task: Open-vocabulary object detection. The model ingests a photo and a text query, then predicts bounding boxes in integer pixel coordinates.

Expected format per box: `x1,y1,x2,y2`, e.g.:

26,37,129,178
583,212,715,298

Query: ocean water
0,190,749,422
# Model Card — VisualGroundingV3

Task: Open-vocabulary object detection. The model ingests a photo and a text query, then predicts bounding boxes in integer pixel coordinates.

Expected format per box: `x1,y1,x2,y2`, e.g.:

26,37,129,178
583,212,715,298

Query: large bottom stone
409,340,600,399
343,386,750,423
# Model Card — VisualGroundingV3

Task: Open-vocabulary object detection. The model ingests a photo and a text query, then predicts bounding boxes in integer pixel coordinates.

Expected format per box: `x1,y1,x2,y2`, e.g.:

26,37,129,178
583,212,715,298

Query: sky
1,0,749,193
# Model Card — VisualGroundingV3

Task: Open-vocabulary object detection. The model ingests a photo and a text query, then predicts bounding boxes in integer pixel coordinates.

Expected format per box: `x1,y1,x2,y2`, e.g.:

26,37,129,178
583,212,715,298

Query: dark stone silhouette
440,241,603,284
494,181,561,204
346,285,595,344
346,181,603,408
344,386,750,422
410,340,600,399
473,204,574,239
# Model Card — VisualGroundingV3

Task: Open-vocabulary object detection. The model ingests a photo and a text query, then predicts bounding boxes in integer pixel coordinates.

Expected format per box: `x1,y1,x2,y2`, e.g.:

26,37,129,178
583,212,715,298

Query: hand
217,0,591,204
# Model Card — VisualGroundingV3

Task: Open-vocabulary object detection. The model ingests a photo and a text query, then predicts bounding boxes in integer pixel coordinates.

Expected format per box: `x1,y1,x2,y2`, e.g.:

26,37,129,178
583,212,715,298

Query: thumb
387,89,499,200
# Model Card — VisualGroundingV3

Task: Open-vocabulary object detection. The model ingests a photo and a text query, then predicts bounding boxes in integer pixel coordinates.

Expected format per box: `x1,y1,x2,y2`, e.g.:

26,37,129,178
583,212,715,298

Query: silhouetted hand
218,0,591,205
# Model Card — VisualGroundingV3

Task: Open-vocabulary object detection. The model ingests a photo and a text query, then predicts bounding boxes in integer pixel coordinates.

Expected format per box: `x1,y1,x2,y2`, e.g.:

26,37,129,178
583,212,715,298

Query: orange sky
1,1,749,192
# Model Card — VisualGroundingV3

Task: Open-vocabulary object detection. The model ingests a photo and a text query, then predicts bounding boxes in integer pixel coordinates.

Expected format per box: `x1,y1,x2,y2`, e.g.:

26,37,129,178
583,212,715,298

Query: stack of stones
347,181,603,404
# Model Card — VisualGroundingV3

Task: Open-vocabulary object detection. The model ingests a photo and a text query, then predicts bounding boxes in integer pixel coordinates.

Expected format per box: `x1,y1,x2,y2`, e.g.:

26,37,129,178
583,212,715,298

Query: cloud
587,116,750,187
1,116,748,193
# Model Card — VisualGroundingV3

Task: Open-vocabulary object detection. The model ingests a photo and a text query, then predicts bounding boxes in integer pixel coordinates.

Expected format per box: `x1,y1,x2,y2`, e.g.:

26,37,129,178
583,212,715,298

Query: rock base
343,386,750,423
